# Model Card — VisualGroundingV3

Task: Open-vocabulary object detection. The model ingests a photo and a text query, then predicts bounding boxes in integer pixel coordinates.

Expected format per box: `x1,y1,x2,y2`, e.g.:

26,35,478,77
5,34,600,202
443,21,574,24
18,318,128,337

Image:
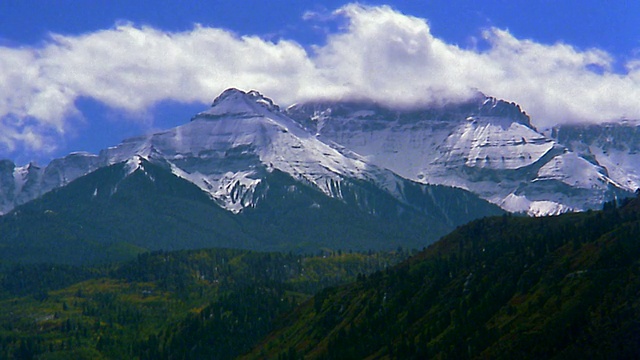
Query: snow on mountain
1,88,636,217
1,89,450,217
286,96,546,180
549,122,640,192
535,151,620,189
0,152,102,214
96,88,403,213
0,161,38,214
0,89,425,215
287,95,634,215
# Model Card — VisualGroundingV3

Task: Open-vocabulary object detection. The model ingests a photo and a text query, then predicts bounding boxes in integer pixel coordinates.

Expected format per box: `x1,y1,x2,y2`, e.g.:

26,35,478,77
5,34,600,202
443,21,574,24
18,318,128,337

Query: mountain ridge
0,88,637,217
286,94,635,215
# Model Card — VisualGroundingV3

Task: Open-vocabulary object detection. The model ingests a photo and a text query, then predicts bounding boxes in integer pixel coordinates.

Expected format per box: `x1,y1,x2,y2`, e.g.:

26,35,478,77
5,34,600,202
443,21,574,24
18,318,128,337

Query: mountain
0,89,503,264
0,155,500,265
548,121,640,192
0,153,101,215
242,194,640,359
2,90,636,218
286,95,635,215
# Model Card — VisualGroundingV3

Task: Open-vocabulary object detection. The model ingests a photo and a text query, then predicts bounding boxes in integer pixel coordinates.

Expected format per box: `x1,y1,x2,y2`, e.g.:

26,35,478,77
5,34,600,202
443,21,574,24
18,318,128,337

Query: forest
243,195,640,359
0,248,410,359
2,194,639,359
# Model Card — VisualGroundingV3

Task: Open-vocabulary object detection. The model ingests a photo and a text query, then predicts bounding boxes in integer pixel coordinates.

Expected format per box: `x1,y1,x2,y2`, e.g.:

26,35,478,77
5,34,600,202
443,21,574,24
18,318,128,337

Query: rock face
287,95,634,215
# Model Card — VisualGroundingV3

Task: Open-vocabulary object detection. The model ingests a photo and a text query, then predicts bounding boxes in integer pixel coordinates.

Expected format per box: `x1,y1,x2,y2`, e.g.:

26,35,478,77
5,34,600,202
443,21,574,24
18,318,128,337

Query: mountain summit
200,88,281,118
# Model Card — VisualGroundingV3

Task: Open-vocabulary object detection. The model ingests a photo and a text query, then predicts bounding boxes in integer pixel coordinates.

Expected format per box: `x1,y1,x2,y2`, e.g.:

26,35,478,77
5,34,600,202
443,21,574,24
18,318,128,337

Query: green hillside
242,194,640,359
0,248,409,359
2,195,638,359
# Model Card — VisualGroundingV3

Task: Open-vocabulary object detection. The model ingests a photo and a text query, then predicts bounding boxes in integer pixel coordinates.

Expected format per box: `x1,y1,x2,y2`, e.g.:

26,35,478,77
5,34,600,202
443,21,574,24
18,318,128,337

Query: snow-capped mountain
1,88,636,219
286,95,635,215
0,88,502,219
0,89,395,214
99,88,396,213
93,88,493,220
0,89,507,263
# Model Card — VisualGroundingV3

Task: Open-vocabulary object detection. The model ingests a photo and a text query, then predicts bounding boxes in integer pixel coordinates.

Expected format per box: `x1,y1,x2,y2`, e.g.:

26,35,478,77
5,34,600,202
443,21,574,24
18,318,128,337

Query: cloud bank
2,4,640,156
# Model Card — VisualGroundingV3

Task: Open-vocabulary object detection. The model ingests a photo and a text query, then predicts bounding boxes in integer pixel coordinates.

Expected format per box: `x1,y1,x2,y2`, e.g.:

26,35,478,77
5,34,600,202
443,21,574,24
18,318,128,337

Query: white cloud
1,3,640,158
0,23,315,156
308,5,640,126
305,4,478,104
475,28,640,126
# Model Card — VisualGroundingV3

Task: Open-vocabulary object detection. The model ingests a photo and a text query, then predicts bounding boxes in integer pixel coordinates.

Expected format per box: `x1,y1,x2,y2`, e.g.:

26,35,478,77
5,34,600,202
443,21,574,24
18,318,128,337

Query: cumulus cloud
0,23,315,156
308,4,640,126
476,28,640,126
305,4,478,104
1,3,640,157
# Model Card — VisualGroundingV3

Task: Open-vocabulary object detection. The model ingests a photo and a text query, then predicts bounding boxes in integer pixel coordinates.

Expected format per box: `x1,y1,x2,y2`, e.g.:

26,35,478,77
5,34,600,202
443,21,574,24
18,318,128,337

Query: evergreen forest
243,195,640,359
2,194,639,359
0,248,409,359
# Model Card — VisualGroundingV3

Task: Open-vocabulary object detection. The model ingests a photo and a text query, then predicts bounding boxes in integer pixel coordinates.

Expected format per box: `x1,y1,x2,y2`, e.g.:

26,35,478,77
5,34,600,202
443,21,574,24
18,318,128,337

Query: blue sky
1,1,639,165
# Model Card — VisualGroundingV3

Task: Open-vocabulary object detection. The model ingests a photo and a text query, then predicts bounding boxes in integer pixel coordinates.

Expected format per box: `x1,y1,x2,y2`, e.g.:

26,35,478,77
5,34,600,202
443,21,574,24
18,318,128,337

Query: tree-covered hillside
243,194,640,359
0,248,409,359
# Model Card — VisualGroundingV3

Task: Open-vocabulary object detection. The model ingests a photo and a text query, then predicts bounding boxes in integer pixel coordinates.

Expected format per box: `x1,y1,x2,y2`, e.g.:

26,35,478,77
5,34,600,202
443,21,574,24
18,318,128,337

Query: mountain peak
480,96,533,128
195,88,280,120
